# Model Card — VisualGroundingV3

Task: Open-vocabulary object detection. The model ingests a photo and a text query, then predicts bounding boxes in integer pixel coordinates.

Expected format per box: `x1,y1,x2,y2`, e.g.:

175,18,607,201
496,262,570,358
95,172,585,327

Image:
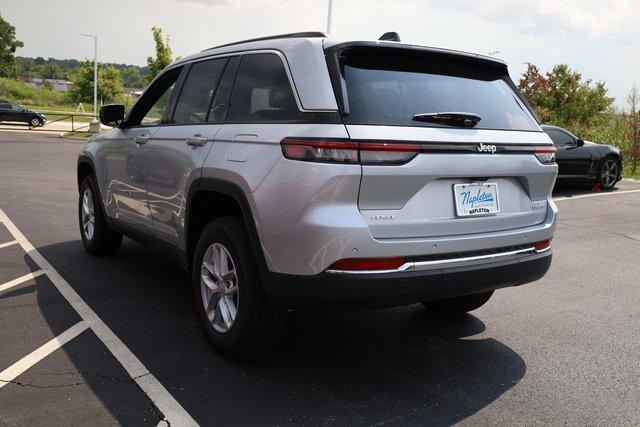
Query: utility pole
79,33,98,117
326,0,333,34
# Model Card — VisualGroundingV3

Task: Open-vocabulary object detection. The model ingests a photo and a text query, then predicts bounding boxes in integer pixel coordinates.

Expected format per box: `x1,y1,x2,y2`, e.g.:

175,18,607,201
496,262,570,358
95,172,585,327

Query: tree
0,14,24,78
146,26,173,83
626,86,640,175
41,61,64,79
68,60,124,105
518,64,614,137
120,66,146,88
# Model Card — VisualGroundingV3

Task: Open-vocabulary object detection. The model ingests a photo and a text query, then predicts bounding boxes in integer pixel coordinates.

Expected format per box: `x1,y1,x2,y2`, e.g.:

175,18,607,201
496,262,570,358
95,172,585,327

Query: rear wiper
412,112,482,128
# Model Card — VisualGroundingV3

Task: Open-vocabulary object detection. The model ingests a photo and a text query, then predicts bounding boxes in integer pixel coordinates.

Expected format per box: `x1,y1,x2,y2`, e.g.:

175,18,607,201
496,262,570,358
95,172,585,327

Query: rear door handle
134,135,150,145
185,135,208,147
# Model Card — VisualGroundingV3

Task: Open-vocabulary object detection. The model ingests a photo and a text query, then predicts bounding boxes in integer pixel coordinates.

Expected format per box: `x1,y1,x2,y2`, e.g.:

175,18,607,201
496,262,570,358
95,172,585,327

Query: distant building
20,76,73,92
124,87,144,98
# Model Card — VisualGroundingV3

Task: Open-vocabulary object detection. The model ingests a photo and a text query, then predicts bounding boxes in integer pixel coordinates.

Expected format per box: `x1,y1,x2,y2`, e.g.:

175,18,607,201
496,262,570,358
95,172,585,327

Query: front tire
78,176,122,254
192,217,285,357
423,290,494,314
29,117,41,127
599,157,620,191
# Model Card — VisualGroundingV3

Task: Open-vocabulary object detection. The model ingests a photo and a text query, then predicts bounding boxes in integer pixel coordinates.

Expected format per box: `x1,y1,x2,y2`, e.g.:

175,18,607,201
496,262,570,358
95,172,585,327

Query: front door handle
134,135,150,145
185,135,208,147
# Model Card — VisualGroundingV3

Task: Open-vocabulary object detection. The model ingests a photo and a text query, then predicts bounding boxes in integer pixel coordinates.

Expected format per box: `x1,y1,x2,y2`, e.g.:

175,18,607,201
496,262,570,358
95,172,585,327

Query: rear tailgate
350,126,556,239
328,44,557,240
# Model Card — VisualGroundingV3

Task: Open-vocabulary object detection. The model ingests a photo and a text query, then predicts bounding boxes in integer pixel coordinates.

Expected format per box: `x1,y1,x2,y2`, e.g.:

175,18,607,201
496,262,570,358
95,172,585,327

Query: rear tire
192,217,286,357
78,176,122,254
422,290,494,314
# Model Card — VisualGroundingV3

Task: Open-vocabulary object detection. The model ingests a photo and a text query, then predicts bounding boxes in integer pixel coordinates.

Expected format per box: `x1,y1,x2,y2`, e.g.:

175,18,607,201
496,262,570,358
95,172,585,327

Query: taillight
281,138,419,165
281,139,358,164
534,239,552,251
328,257,406,271
534,146,557,164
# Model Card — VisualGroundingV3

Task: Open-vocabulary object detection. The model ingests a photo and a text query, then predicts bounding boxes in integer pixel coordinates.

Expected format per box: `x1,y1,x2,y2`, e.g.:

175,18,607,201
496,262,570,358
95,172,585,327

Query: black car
0,100,46,127
542,124,622,190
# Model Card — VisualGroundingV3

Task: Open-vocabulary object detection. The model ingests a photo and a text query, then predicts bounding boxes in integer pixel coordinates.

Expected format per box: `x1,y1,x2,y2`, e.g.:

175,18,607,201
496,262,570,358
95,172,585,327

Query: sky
4,0,639,107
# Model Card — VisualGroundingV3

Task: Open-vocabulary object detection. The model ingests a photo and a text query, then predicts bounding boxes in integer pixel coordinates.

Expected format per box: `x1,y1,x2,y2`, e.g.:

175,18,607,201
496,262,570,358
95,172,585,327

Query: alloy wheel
30,117,40,127
81,188,95,240
601,159,618,188
200,243,239,333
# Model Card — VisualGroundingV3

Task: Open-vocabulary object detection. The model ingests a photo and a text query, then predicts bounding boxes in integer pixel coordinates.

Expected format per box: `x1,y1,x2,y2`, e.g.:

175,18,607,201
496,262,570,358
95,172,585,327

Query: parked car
542,124,622,190
78,32,558,356
0,100,46,127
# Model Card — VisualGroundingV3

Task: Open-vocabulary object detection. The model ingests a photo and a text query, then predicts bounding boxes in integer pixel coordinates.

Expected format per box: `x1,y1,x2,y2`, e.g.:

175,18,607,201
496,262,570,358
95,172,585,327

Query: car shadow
34,239,527,425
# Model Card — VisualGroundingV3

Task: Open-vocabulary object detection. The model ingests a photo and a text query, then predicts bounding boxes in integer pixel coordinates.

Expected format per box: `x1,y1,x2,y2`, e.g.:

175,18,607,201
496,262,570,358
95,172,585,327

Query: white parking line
0,270,45,293
0,321,89,390
0,240,18,249
553,188,640,202
0,209,196,426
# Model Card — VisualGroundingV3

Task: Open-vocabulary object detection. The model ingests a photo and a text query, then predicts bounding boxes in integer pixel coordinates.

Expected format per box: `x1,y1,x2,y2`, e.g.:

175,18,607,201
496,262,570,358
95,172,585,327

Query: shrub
0,77,69,106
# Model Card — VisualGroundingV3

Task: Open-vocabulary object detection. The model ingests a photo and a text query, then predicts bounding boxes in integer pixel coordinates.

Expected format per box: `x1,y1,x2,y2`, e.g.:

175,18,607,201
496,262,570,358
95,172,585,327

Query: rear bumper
262,250,552,309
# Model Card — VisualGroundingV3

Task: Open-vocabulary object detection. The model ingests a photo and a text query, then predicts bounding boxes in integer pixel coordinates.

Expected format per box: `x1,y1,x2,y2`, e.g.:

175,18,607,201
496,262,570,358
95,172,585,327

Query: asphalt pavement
0,130,639,425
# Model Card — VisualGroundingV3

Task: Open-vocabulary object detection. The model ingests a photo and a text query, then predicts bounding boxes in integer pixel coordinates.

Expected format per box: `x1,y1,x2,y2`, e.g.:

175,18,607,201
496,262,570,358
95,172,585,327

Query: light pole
79,33,98,117
326,0,333,34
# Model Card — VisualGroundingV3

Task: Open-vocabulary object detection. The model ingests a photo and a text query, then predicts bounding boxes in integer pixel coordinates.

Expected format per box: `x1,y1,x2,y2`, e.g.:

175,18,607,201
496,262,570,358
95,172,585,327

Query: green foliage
68,60,124,105
15,56,149,87
146,26,173,83
0,14,24,78
624,86,640,175
519,63,640,176
518,64,614,134
0,77,68,106
120,66,146,88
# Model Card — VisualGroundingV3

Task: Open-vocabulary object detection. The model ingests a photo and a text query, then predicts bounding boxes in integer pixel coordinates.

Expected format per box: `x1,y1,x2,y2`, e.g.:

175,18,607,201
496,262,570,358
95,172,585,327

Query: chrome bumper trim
326,245,550,275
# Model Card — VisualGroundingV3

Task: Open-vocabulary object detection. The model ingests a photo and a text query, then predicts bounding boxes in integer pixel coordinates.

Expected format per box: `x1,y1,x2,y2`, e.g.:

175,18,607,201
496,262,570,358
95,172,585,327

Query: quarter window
547,130,575,146
172,59,227,124
126,67,182,127
227,53,302,122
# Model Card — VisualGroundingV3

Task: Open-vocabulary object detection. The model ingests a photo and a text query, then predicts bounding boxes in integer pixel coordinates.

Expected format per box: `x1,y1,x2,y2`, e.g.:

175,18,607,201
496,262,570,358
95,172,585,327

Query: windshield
337,47,539,131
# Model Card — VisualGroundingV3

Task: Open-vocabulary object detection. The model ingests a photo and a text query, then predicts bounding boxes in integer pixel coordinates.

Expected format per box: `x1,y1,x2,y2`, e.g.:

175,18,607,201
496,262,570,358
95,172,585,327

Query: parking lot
1,130,640,425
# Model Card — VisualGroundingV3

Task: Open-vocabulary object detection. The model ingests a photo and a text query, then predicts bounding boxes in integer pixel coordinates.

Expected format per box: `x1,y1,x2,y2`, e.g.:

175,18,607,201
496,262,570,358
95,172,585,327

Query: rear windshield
337,47,539,131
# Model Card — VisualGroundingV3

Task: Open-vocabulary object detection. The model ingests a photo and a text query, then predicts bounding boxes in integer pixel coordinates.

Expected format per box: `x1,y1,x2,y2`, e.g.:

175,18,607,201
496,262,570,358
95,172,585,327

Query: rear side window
546,129,575,146
173,58,227,124
227,53,303,122
337,47,539,131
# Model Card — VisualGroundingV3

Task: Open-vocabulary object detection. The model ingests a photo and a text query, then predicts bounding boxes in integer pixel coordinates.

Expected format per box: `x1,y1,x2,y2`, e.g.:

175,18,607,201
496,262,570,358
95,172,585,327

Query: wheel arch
185,178,268,275
77,155,95,190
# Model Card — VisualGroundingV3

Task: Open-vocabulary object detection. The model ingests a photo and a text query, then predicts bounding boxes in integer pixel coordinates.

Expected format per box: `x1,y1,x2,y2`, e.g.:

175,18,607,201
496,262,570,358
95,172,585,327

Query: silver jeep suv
78,32,557,356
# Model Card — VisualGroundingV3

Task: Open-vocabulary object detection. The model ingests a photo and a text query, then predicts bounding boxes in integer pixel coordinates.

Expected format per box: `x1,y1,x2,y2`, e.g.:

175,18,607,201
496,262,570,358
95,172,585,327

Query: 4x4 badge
477,143,497,153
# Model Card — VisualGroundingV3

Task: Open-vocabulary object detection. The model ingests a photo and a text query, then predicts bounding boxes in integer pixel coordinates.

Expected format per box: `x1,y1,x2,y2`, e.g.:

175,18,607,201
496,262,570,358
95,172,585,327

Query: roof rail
203,31,327,51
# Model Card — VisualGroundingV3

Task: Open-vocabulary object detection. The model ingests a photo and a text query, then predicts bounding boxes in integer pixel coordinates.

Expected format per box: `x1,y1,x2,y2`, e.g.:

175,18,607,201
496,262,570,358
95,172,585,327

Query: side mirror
99,104,125,127
576,139,584,147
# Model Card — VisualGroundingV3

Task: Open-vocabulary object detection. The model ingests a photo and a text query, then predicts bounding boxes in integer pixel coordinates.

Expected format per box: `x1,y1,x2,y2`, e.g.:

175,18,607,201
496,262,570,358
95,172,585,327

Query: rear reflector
328,257,406,271
281,138,419,165
534,239,552,251
534,146,557,164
